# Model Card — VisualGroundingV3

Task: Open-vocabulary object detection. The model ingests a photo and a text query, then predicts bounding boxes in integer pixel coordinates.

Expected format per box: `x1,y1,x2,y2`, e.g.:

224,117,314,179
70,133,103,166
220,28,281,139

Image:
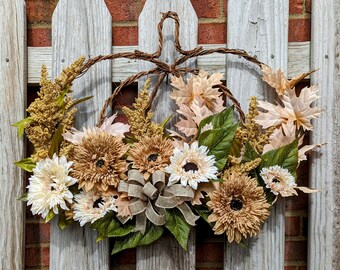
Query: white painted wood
224,1,288,269
50,1,112,269
28,42,310,84
309,1,340,269
288,42,310,79
0,1,26,269
137,1,197,269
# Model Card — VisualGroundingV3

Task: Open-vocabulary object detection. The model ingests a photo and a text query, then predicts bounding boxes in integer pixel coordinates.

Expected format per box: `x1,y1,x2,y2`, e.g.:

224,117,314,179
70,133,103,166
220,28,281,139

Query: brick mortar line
285,236,308,241
284,261,307,266
218,0,226,19
289,14,311,19
26,243,50,248
28,22,52,29
285,210,308,217
198,17,227,24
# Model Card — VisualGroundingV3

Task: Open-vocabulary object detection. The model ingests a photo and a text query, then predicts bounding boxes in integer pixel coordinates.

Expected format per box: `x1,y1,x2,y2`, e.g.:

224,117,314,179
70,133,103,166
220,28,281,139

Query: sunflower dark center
272,178,280,183
147,153,159,162
183,162,198,172
93,198,104,208
96,159,105,168
230,198,243,211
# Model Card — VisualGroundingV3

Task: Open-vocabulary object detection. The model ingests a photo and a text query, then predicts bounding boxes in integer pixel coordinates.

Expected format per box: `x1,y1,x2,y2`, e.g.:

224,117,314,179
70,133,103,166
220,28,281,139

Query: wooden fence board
309,1,340,269
0,1,26,269
137,1,197,269
27,43,310,84
224,1,288,269
50,1,112,269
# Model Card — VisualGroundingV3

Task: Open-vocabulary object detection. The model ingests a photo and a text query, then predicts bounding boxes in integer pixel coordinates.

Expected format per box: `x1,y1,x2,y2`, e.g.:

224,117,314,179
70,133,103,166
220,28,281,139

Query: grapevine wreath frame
17,11,320,254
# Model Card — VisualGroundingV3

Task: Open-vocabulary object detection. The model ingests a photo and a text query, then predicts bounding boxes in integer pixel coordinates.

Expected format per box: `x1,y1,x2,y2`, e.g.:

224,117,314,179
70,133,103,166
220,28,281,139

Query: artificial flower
207,173,271,243
165,142,218,189
255,86,321,131
63,112,130,144
128,135,174,179
73,190,117,226
260,165,297,197
72,132,128,192
27,154,77,219
260,165,317,197
171,70,224,112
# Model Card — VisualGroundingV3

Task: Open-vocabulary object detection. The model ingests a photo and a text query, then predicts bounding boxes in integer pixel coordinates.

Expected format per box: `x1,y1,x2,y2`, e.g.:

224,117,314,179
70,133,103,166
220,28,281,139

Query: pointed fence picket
309,1,340,269
137,1,198,269
224,1,288,269
0,0,26,269
49,0,112,269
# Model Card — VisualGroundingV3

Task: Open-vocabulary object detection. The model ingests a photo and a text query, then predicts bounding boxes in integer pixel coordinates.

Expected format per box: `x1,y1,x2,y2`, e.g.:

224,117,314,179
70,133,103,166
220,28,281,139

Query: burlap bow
118,169,199,234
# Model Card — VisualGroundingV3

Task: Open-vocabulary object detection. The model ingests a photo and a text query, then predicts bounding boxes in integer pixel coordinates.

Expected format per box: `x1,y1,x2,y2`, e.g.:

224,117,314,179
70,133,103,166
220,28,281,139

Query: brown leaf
288,69,318,88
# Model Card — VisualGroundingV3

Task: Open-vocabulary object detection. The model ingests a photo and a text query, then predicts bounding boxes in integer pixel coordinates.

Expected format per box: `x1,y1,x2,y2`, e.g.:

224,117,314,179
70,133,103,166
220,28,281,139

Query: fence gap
309,1,340,269
224,1,288,269
137,0,197,269
0,1,26,268
50,1,112,269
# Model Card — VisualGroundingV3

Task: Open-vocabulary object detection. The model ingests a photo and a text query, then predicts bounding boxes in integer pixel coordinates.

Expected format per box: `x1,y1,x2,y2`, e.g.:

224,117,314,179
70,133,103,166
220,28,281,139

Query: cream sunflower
165,141,218,190
72,132,129,192
260,165,297,197
27,154,77,219
73,190,117,226
128,135,174,179
207,173,271,243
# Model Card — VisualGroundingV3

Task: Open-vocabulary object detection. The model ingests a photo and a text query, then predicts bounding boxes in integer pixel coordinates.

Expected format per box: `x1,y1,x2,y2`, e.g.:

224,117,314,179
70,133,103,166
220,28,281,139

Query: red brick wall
25,0,312,269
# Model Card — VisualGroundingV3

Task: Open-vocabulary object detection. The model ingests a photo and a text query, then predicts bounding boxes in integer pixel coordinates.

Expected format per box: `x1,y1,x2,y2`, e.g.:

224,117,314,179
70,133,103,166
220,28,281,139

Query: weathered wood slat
309,1,340,269
224,1,288,269
27,42,310,84
50,1,112,269
0,1,26,269
137,1,197,269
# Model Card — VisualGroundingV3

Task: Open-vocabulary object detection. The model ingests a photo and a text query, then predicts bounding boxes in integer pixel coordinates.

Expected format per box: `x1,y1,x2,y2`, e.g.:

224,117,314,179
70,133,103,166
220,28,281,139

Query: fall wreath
16,12,320,254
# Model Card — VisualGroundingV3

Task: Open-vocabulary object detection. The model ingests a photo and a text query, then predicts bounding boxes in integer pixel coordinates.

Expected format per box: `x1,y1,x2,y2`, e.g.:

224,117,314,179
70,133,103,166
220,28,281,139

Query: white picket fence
0,0,339,269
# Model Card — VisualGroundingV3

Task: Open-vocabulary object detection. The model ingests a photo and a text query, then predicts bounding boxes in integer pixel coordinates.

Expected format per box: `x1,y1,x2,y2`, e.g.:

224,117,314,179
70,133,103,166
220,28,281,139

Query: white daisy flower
27,154,78,219
165,141,218,190
73,191,117,226
260,165,297,197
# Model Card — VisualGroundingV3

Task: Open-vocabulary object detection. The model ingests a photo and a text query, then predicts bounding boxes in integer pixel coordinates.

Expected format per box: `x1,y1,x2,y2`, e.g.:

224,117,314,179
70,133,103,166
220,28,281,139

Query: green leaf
48,124,64,157
15,157,36,172
198,106,235,133
111,232,143,255
17,192,28,202
242,141,260,163
198,124,239,171
138,225,163,246
229,138,243,157
165,209,191,250
107,224,135,238
45,210,56,223
12,117,33,138
91,213,135,240
68,96,93,110
160,114,174,129
111,224,163,255
194,206,212,225
56,86,70,107
58,210,73,230
260,139,299,178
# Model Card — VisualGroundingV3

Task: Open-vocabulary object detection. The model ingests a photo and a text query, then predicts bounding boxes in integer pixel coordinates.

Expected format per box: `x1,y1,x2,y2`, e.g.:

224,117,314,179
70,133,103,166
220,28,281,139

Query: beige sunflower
128,135,174,179
207,173,271,243
72,132,129,192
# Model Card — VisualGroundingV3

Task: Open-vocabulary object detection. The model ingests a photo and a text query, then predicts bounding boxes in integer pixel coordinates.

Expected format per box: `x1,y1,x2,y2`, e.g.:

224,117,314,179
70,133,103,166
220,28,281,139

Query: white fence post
50,1,112,269
309,0,340,269
137,1,197,269
224,1,288,269
0,1,26,269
